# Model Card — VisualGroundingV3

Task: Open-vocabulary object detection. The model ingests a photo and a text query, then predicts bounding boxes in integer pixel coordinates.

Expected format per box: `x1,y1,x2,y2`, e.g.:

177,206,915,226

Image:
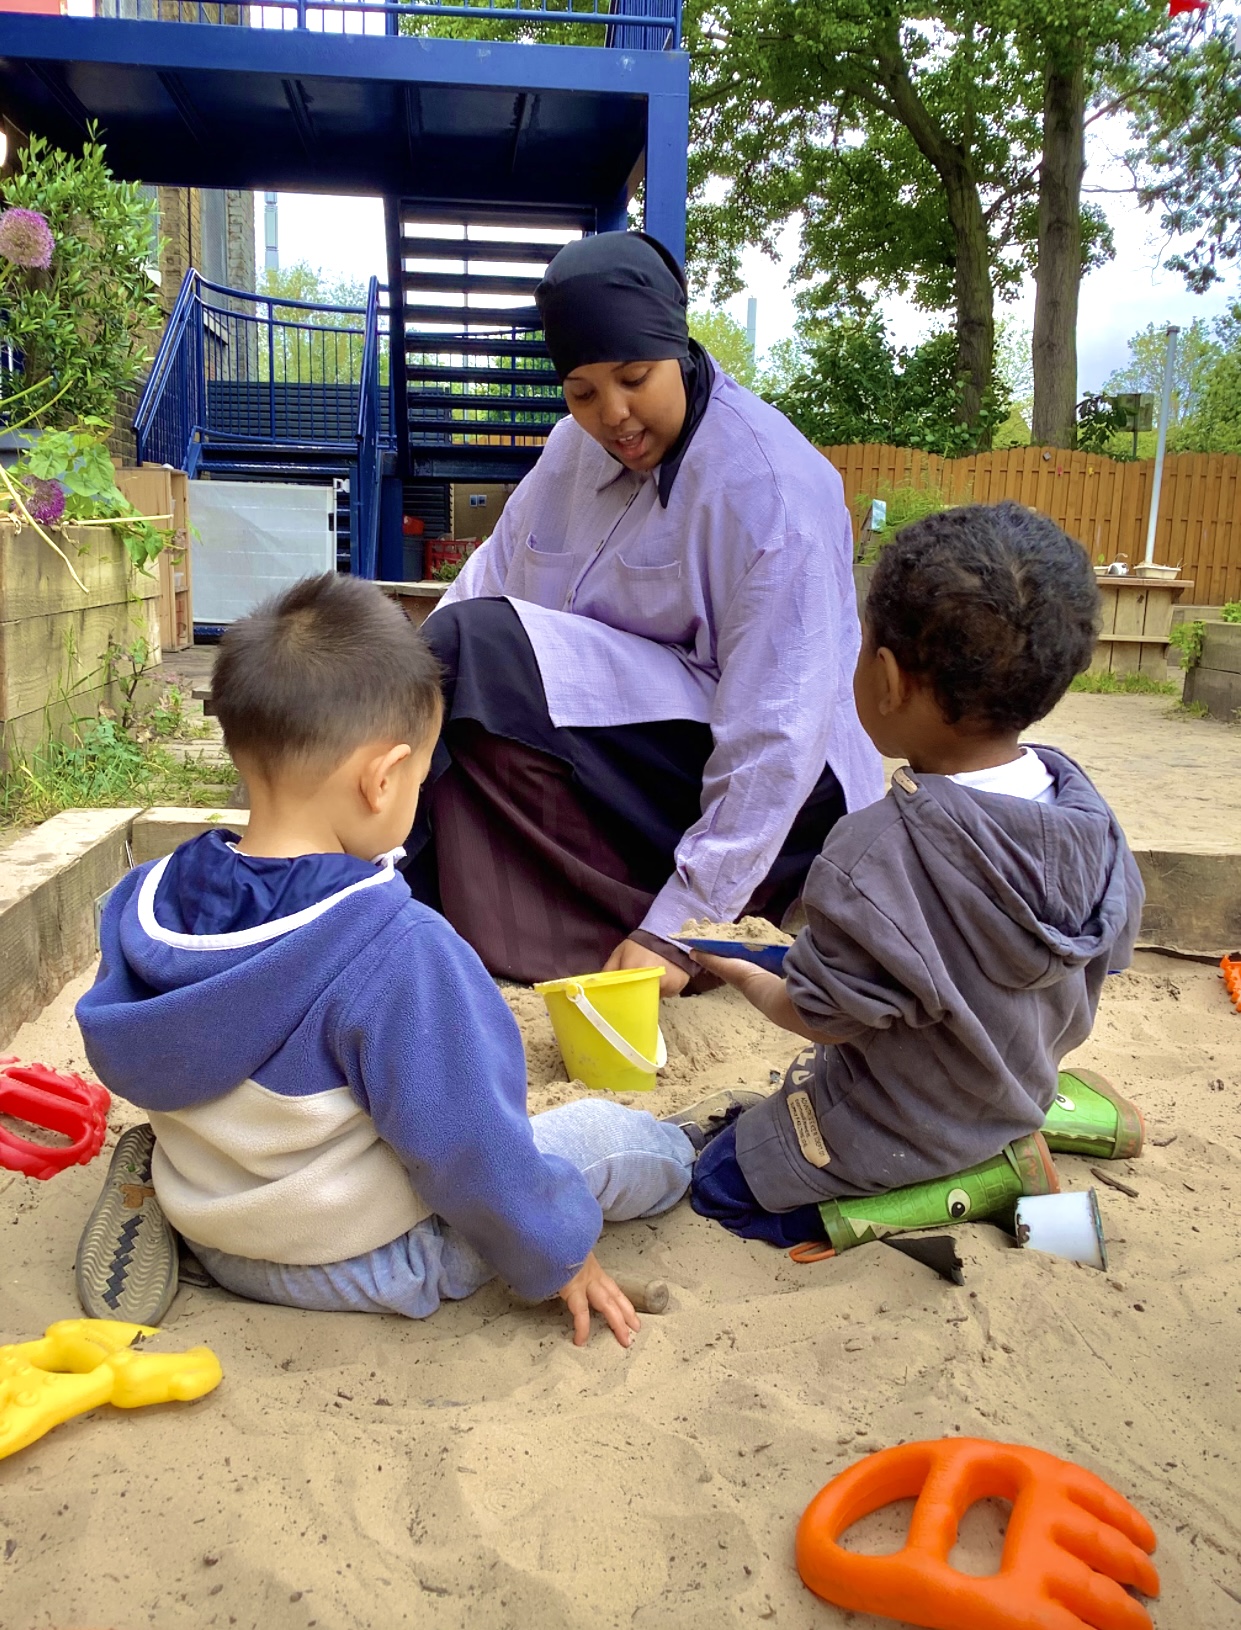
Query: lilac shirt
437,366,884,941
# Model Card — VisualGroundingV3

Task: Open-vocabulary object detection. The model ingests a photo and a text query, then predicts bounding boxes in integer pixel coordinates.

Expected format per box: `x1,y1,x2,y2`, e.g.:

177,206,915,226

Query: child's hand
558,1252,641,1348
690,952,826,1042
690,951,778,999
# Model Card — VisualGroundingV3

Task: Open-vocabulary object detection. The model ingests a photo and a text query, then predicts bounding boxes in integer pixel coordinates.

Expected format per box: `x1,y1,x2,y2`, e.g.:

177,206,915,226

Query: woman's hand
558,1252,641,1347
604,937,689,998
690,951,824,1041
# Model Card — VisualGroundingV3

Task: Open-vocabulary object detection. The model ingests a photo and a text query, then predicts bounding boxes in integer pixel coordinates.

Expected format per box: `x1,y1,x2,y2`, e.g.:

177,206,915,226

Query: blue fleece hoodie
76,832,602,1301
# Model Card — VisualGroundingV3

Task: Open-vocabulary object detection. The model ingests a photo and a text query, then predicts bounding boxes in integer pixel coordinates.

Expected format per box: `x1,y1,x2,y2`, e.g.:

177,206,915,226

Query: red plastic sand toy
0,1057,111,1180
797,1437,1159,1630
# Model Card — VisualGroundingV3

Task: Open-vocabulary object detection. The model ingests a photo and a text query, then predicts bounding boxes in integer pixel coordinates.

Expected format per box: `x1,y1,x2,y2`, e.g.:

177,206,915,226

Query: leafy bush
759,316,1009,456
5,422,171,571
1221,601,1241,623
1168,620,1205,669
853,478,961,561
0,127,160,428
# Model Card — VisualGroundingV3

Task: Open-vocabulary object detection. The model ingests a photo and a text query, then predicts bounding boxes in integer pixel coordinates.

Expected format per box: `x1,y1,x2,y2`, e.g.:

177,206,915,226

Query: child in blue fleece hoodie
76,573,704,1347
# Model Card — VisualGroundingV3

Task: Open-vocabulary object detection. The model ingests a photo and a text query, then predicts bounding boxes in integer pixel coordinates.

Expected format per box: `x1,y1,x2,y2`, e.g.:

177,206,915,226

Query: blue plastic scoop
674,938,789,975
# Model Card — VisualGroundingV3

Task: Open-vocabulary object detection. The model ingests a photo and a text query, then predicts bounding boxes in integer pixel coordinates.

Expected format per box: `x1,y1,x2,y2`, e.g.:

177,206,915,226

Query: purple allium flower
0,208,54,270
24,477,66,525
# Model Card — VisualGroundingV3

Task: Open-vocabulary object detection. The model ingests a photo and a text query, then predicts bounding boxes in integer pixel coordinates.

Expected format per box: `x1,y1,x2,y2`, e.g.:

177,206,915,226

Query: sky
264,121,1236,398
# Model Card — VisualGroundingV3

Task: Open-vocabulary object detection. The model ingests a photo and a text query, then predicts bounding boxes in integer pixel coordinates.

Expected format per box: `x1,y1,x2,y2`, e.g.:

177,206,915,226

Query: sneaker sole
1055,1068,1145,1159
75,1124,179,1325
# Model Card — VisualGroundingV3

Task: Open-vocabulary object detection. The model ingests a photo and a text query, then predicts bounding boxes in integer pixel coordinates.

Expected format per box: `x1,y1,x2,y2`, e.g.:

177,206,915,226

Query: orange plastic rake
1221,954,1241,1015
796,1438,1159,1630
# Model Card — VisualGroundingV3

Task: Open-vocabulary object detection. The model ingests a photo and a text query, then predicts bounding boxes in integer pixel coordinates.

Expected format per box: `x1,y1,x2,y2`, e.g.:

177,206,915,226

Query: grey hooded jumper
734,748,1144,1207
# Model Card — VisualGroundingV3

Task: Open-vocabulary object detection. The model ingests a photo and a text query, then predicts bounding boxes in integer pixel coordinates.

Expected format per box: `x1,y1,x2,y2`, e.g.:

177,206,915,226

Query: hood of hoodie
76,832,413,1110
884,746,1141,992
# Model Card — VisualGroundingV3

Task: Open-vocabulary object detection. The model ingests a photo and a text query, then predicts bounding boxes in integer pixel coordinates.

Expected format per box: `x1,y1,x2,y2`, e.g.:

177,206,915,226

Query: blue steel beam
0,21,685,202
0,18,688,99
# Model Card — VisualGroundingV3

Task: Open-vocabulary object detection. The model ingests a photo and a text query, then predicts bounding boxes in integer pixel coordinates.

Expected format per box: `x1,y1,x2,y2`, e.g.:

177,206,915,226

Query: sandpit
3,941,1239,1629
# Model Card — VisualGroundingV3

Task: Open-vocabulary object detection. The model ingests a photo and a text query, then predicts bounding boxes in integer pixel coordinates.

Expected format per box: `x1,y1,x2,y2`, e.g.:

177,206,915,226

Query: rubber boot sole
75,1124,179,1325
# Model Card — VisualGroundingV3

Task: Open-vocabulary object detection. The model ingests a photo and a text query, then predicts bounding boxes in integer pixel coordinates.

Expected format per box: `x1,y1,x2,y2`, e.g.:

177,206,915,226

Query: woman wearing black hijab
403,232,881,993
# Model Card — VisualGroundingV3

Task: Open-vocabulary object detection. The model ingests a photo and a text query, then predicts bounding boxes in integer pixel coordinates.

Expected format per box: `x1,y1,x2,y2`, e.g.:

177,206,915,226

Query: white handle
565,985,667,1074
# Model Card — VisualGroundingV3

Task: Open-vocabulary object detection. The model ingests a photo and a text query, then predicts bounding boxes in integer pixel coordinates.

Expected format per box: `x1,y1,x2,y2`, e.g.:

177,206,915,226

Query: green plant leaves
6,422,173,572
0,125,160,431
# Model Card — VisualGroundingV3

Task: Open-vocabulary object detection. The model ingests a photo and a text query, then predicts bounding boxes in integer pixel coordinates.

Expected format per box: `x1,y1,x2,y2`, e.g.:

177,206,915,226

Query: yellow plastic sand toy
0,1319,222,1461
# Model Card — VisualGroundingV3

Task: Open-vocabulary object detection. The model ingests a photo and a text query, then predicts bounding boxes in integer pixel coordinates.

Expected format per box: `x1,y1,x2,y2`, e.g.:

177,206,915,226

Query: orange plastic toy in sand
796,1438,1159,1630
1222,954,1241,1015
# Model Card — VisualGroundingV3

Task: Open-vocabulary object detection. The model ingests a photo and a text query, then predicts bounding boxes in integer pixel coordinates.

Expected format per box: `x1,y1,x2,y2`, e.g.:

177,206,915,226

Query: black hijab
535,231,715,506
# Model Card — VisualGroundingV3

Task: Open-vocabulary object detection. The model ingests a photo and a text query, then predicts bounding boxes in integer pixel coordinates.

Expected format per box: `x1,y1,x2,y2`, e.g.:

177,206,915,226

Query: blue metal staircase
1,0,688,572
133,270,390,576
393,209,578,482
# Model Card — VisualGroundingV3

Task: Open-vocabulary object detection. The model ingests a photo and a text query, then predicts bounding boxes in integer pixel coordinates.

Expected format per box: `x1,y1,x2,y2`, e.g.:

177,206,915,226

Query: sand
3,950,1240,1629
2,691,1240,1628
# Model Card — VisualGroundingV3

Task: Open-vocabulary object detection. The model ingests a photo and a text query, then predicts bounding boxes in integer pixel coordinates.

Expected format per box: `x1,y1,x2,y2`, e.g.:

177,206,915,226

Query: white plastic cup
1014,1189,1108,1272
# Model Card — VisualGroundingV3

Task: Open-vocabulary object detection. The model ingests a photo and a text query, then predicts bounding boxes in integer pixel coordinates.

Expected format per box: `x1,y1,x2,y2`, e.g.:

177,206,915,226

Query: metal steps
393,208,577,482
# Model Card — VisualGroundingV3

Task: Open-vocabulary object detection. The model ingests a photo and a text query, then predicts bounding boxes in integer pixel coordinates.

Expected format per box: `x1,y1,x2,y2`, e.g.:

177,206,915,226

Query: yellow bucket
533,967,667,1093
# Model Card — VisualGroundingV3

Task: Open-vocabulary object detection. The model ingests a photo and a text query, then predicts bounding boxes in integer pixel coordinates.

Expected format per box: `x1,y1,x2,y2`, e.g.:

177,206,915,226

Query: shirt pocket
504,533,578,610
606,555,691,644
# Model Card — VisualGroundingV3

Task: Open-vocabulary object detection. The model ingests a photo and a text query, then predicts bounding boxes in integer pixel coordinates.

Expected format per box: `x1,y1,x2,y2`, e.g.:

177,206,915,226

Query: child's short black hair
866,500,1100,732
213,573,442,774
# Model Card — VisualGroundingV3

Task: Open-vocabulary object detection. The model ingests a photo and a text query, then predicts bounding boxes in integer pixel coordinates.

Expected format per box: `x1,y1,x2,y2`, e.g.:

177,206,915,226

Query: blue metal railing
92,0,680,49
133,269,205,472
353,276,384,578
135,270,383,471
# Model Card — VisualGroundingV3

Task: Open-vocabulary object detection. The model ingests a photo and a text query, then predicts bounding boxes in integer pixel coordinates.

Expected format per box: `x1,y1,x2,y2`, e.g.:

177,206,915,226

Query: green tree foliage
757,313,1008,453
1103,318,1220,426
689,307,756,386
398,1,603,46
255,262,373,386
1126,14,1241,294
685,0,1215,449
1178,303,1241,455
0,129,161,428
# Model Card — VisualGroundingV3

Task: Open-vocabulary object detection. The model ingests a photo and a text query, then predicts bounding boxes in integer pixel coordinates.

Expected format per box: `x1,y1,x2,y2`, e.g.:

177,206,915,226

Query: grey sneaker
75,1124,179,1325
663,1088,767,1153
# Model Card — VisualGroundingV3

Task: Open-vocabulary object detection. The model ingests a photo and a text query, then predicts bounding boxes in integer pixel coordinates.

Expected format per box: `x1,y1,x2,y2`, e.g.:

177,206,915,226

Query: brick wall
156,186,203,315
226,190,256,292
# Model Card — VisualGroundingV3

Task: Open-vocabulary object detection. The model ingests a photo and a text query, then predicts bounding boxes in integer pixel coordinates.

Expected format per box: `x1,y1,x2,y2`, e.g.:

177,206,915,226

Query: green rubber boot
816,1132,1059,1254
1042,1068,1144,1160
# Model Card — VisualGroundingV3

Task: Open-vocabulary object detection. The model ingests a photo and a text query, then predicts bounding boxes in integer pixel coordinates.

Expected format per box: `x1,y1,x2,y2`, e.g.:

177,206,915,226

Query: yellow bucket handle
564,983,667,1075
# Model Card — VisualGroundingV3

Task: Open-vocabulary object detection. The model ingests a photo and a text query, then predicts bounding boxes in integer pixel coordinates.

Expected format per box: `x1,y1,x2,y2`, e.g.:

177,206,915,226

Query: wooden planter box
0,519,161,766
115,466,194,653
1183,623,1241,723
377,579,448,631
1090,576,1193,676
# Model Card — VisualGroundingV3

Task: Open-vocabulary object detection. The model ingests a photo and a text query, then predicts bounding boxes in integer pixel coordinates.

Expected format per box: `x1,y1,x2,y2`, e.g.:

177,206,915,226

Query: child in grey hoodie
690,501,1144,1246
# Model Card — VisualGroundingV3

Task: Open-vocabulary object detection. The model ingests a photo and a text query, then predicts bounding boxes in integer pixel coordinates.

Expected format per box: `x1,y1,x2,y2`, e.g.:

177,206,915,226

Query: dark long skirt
402,598,847,984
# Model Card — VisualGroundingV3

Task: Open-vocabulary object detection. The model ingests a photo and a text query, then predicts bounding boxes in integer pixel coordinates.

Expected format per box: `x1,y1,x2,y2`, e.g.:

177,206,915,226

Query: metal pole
1144,325,1179,565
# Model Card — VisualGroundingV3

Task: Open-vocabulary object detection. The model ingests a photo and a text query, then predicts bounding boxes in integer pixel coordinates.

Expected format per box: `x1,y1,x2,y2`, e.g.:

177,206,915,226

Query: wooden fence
822,444,1241,607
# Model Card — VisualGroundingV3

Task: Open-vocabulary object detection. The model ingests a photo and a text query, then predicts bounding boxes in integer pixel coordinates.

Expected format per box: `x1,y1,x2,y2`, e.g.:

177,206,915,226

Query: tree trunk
1031,53,1086,447
943,167,996,439
881,49,995,440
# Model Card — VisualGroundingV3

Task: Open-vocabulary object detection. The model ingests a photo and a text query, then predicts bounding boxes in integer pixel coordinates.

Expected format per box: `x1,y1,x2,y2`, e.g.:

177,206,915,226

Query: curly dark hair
865,501,1100,732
